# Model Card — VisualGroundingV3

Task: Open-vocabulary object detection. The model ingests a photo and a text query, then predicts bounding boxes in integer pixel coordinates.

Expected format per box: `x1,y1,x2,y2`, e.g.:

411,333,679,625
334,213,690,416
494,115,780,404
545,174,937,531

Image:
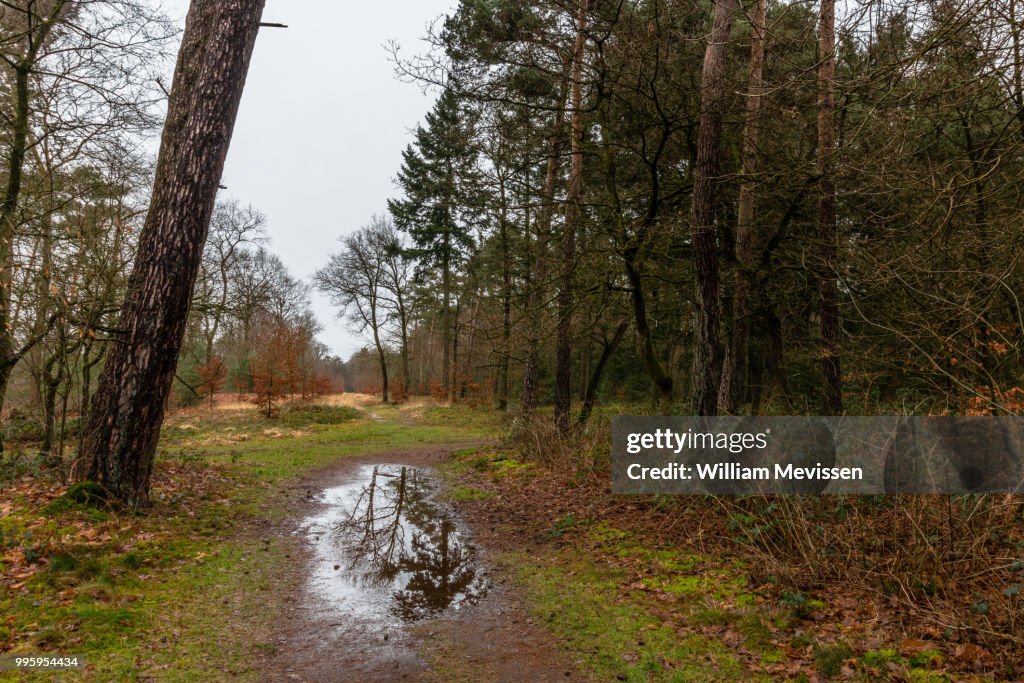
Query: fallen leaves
0,455,246,655
445,446,1024,681
952,642,991,667
899,638,933,655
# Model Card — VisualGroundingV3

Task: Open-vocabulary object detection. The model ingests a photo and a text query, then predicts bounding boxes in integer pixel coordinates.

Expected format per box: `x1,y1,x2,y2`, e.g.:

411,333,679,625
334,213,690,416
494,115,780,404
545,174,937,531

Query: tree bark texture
689,0,738,416
720,0,766,413
496,176,512,411
79,0,266,506
554,0,588,433
441,233,452,402
521,55,572,416
818,0,843,415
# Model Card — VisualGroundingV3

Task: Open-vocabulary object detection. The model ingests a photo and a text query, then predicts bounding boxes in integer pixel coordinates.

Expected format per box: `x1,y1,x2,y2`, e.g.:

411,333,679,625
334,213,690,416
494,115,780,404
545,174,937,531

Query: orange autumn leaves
250,319,332,417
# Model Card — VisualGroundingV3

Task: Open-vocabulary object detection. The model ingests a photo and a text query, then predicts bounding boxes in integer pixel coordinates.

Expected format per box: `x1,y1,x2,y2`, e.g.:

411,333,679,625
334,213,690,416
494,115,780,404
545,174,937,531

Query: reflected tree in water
332,466,487,621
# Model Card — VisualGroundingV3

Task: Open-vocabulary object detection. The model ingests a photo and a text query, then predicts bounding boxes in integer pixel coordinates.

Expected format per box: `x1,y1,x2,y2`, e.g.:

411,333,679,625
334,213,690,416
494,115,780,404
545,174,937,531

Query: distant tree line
177,199,344,414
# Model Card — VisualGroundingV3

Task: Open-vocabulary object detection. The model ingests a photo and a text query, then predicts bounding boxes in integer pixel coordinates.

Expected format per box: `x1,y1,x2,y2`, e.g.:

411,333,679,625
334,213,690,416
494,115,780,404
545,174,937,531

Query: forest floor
0,395,1014,682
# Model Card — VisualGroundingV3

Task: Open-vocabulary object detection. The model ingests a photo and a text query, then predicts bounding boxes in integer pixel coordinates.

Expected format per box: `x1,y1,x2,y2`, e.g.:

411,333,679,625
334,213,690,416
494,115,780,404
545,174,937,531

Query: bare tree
315,219,394,402
194,200,266,362
0,0,170,455
371,218,415,395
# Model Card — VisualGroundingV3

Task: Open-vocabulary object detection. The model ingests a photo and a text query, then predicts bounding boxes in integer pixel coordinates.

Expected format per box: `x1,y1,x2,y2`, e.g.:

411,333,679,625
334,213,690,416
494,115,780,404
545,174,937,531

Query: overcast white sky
160,0,455,359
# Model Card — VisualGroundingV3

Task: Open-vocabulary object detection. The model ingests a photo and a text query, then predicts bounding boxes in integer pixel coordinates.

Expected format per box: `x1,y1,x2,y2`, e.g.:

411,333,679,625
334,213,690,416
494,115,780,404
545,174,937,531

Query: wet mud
305,464,488,630
263,448,582,683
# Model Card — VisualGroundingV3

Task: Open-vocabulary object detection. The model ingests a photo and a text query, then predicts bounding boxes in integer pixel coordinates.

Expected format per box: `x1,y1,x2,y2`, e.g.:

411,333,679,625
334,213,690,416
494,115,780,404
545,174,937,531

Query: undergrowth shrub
714,493,1024,652
504,409,1024,657
3,411,45,442
505,412,612,484
278,403,362,426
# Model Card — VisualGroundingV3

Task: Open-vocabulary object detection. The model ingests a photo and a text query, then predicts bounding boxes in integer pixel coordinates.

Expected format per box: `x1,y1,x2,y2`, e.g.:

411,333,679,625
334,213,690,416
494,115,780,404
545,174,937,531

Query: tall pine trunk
520,200,541,414
399,309,411,395
441,236,452,402
817,0,842,415
521,152,556,416
554,0,588,433
79,0,266,507
496,175,512,411
690,0,738,416
522,55,572,415
720,0,766,414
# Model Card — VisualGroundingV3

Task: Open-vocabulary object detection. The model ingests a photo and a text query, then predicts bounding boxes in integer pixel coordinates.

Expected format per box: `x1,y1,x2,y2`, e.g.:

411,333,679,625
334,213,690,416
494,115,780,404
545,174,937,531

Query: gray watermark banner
612,416,1024,494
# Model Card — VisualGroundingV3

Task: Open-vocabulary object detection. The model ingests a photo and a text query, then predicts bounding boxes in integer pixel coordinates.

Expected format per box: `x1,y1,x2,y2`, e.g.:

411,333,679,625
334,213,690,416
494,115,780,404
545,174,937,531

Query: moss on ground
0,399,498,682
510,551,765,682
443,448,982,683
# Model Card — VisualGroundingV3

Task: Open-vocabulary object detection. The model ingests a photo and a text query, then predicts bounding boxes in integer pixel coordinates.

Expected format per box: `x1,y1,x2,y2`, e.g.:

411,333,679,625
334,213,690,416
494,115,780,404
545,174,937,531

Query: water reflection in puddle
304,464,488,625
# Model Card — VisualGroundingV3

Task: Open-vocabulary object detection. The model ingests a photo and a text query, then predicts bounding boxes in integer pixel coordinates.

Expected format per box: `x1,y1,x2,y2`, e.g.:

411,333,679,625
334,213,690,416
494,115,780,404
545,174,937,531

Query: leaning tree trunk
79,0,265,507
576,320,628,428
689,0,738,416
817,0,842,415
720,0,766,414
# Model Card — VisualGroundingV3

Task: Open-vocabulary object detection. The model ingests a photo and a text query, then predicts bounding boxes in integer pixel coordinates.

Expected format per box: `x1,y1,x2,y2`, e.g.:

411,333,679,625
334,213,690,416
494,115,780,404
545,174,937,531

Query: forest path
259,441,582,682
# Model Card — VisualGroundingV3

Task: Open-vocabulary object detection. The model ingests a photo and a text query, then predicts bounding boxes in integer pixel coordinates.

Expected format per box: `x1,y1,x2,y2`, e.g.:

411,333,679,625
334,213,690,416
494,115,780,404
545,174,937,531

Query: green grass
436,450,783,681
278,403,362,426
442,485,494,502
0,400,500,682
443,440,926,683
512,552,764,682
814,641,854,678
439,449,535,481
162,406,499,484
0,476,284,680
480,515,783,682
6,400,975,682
498,514,965,682
435,446,532,498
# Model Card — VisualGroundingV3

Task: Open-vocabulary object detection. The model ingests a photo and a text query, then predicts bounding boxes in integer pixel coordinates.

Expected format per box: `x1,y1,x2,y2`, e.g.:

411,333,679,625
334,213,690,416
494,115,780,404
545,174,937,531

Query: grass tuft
813,641,853,678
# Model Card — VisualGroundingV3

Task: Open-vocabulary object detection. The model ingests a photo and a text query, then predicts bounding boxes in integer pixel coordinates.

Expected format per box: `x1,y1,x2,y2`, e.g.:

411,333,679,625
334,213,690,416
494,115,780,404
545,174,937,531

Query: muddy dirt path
259,446,582,683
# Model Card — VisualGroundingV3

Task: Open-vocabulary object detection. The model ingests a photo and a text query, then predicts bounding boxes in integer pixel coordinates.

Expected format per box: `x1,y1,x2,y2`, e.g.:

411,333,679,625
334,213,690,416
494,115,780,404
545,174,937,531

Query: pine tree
79,0,266,506
388,89,478,402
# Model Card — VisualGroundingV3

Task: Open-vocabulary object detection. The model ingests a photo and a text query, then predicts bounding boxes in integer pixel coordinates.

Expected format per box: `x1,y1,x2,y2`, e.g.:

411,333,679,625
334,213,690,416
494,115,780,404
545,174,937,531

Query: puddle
303,464,489,628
